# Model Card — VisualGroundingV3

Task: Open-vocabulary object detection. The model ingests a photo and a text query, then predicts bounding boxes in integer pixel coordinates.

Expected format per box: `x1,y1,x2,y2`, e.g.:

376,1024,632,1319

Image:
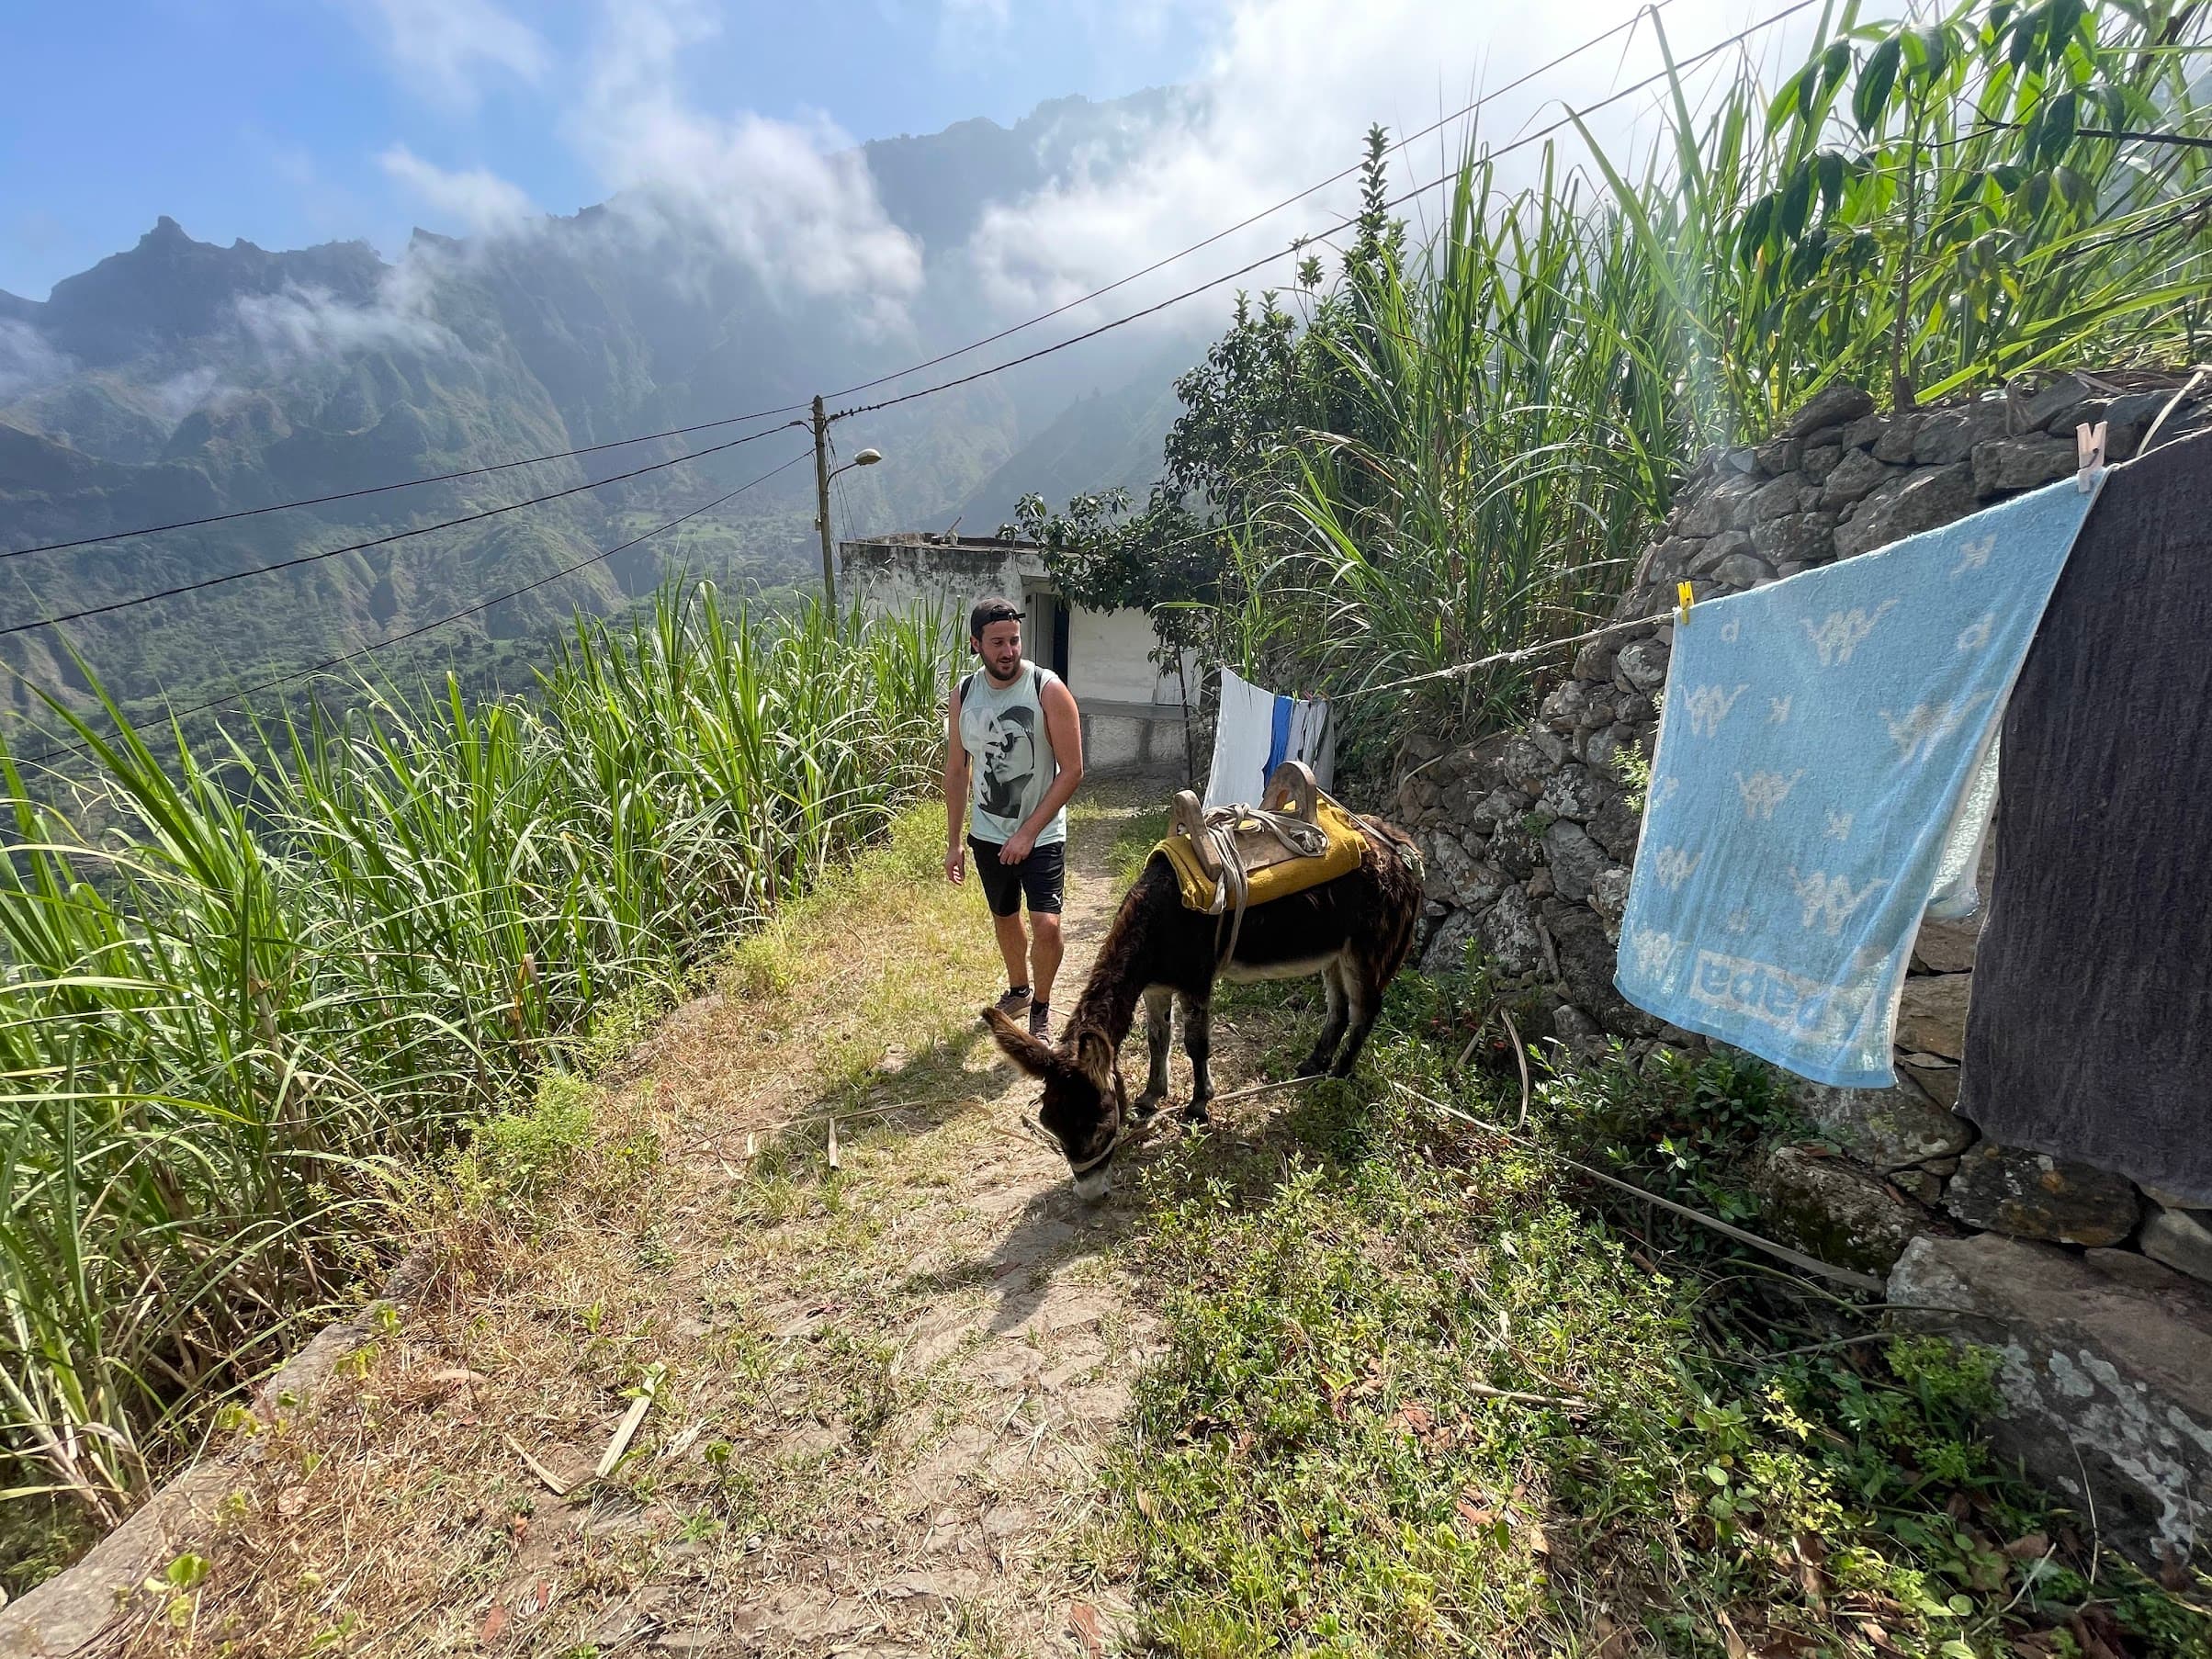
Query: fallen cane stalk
504,1433,571,1497
1466,1379,1590,1411
596,1365,664,1478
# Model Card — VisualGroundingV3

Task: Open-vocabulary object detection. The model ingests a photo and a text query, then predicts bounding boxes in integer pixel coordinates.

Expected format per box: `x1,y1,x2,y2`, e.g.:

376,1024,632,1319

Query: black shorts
968,836,1066,918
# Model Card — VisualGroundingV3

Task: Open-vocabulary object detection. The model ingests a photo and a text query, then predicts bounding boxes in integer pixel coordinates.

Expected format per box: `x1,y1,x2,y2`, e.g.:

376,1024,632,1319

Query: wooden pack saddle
1153,762,1368,958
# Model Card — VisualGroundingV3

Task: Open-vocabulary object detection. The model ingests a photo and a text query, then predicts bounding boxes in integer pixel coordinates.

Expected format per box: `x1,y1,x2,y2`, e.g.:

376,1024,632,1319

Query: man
946,595,1084,1040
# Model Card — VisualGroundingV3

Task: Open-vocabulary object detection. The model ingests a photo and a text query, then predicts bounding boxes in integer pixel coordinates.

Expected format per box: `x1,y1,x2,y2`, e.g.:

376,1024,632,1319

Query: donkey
983,809,1424,1200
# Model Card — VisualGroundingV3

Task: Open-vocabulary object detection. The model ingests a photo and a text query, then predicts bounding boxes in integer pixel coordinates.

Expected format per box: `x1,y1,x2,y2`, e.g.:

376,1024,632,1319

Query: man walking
946,596,1084,1040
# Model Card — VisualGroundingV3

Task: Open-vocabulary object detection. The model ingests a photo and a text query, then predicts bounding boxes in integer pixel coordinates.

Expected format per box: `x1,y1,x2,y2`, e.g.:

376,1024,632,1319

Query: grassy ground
61,784,2210,1657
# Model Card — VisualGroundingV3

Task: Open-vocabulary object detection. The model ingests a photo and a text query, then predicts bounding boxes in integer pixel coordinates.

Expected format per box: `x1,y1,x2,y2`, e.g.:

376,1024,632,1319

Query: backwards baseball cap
969,595,1023,638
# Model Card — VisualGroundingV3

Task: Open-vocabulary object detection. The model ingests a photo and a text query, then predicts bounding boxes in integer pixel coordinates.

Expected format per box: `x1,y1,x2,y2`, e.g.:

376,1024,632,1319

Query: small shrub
458,1073,596,1212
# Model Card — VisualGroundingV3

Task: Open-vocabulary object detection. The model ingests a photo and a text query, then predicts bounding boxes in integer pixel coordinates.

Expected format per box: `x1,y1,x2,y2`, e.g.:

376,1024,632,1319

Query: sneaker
1028,1001,1052,1042
991,985,1033,1021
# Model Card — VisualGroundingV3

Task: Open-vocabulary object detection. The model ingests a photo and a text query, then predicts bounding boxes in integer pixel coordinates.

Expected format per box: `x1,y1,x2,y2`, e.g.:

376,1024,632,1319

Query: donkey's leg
1178,990,1214,1123
1297,957,1351,1077
1329,955,1387,1078
1136,985,1174,1117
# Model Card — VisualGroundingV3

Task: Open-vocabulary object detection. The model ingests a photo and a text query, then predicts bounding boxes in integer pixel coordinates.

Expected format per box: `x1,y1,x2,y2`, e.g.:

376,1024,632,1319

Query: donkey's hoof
1180,1099,1213,1126
1293,1056,1331,1079
1133,1089,1168,1121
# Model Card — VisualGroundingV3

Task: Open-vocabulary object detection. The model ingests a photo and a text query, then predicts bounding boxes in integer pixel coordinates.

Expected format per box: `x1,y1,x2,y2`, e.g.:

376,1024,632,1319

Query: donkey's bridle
1021,1102,1150,1175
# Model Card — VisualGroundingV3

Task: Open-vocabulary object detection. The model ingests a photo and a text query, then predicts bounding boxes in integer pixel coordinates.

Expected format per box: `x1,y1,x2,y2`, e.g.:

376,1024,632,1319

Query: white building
839,532,1190,773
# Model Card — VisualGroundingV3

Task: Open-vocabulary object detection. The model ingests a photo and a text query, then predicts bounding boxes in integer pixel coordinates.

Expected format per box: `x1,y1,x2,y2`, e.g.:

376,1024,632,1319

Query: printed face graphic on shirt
978,705,1038,819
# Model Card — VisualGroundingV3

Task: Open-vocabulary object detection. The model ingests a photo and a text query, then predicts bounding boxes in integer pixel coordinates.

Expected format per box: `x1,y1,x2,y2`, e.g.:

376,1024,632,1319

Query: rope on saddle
1201,805,1332,968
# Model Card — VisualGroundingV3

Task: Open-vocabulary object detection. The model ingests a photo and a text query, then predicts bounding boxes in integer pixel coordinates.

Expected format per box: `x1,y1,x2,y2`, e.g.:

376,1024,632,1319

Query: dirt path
136,781,1258,1657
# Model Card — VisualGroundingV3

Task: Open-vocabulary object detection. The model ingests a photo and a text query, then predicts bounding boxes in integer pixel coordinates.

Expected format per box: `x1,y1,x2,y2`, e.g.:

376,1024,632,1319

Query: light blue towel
1615,476,2100,1088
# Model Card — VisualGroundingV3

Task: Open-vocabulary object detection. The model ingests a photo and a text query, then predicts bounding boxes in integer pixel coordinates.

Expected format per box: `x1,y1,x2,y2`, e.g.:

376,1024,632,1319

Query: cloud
380,144,540,235
0,321,73,404
232,256,457,366
963,0,1818,317
353,0,551,107
570,0,922,310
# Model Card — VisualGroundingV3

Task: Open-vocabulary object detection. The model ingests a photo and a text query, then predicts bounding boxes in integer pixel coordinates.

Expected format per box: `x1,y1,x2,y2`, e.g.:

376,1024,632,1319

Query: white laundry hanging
1204,666,1335,809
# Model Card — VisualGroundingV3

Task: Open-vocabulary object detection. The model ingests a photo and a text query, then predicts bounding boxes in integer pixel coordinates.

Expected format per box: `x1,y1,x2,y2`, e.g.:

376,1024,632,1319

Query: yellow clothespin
1676,581,1695,626
2076,420,2108,494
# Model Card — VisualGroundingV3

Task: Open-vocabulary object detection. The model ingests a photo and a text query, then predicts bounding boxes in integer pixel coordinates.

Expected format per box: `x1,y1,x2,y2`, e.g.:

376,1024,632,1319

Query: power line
830,0,1823,425
3,1,1683,564
1,401,812,561
817,0,1683,406
0,419,807,640
14,448,815,771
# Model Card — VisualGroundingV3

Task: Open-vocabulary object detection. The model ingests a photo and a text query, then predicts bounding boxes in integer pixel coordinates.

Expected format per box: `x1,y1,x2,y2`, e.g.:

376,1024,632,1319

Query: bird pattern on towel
1615,476,2101,1088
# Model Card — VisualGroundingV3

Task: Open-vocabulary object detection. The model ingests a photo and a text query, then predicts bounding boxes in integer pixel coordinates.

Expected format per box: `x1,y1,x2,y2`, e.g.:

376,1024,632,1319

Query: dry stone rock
2099,389,2175,459
1539,681,1600,732
1840,411,1887,449
1800,443,1844,483
1479,885,1548,977
1911,910,1981,974
1751,1144,1936,1274
1573,636,1622,683
1538,764,1609,822
1752,512,1838,567
1491,823,1542,882
1421,831,1505,910
1889,1233,2212,1571
1590,864,1632,927
1789,381,1876,434
1550,908,1652,1035
1835,463,1980,558
1687,530,1755,575
2142,1205,2212,1290
1872,415,1922,462
1615,638,1669,693
1972,434,2076,494
1817,447,1894,510
1898,1054,1962,1111
1583,722,1636,776
2020,373,2094,431
1420,909,1484,977
1895,972,1971,1059
1741,474,1803,524
1710,551,1778,588
1943,1142,2141,1247
1467,786,1529,834
1496,734,1556,793
1913,400,2011,464
1755,434,1800,474
1542,819,1611,902
1587,797,1642,863
1680,474,1763,536
1793,1075,1973,1168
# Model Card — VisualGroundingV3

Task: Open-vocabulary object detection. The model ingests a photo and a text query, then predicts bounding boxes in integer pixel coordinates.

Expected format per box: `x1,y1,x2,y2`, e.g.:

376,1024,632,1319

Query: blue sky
0,0,1217,299
4,0,1805,325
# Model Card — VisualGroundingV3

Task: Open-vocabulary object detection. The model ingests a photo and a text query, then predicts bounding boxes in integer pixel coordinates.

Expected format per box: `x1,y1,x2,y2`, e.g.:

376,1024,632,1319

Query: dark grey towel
1958,427,2212,1204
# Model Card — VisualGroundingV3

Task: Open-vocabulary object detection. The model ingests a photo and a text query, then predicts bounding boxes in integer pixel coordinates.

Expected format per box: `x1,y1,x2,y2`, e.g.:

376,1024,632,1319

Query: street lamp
811,396,886,613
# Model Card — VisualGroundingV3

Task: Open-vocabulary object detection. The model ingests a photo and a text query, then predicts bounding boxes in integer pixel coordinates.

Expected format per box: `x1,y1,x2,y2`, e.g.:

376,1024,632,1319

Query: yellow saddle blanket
1151,795,1366,916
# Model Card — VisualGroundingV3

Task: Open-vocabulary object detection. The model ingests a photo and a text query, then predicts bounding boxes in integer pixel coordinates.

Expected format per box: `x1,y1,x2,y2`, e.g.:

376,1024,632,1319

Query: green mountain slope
0,92,1205,744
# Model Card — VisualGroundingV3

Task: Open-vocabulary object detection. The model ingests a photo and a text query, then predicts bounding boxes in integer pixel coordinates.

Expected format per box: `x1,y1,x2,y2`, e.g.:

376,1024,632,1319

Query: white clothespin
2076,420,2108,493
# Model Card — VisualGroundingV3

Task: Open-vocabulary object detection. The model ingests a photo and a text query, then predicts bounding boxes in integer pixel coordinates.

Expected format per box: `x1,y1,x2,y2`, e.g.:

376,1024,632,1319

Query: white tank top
958,662,1067,847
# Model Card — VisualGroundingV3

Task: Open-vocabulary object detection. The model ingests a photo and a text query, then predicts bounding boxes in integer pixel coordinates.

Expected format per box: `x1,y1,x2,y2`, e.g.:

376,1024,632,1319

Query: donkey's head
982,1008,1126,1201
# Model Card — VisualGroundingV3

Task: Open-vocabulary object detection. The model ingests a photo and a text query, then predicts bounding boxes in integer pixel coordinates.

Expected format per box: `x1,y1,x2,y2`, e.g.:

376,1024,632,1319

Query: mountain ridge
0,90,1195,739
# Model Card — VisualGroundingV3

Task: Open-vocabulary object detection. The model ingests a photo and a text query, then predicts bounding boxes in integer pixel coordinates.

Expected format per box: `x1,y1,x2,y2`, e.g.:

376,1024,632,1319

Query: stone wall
1393,371,2212,1572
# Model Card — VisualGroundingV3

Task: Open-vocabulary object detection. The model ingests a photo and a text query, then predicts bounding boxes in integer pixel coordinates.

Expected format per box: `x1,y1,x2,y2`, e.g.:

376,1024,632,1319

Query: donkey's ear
983,1006,1057,1077
1074,1030,1115,1089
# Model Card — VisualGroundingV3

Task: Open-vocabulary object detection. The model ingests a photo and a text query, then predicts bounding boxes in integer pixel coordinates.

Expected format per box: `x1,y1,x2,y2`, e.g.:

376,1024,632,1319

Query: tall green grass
1221,1,2211,769
0,584,945,1532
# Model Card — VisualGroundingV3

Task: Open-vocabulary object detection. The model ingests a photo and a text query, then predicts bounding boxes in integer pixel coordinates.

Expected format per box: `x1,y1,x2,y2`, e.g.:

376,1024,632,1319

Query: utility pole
812,393,836,612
